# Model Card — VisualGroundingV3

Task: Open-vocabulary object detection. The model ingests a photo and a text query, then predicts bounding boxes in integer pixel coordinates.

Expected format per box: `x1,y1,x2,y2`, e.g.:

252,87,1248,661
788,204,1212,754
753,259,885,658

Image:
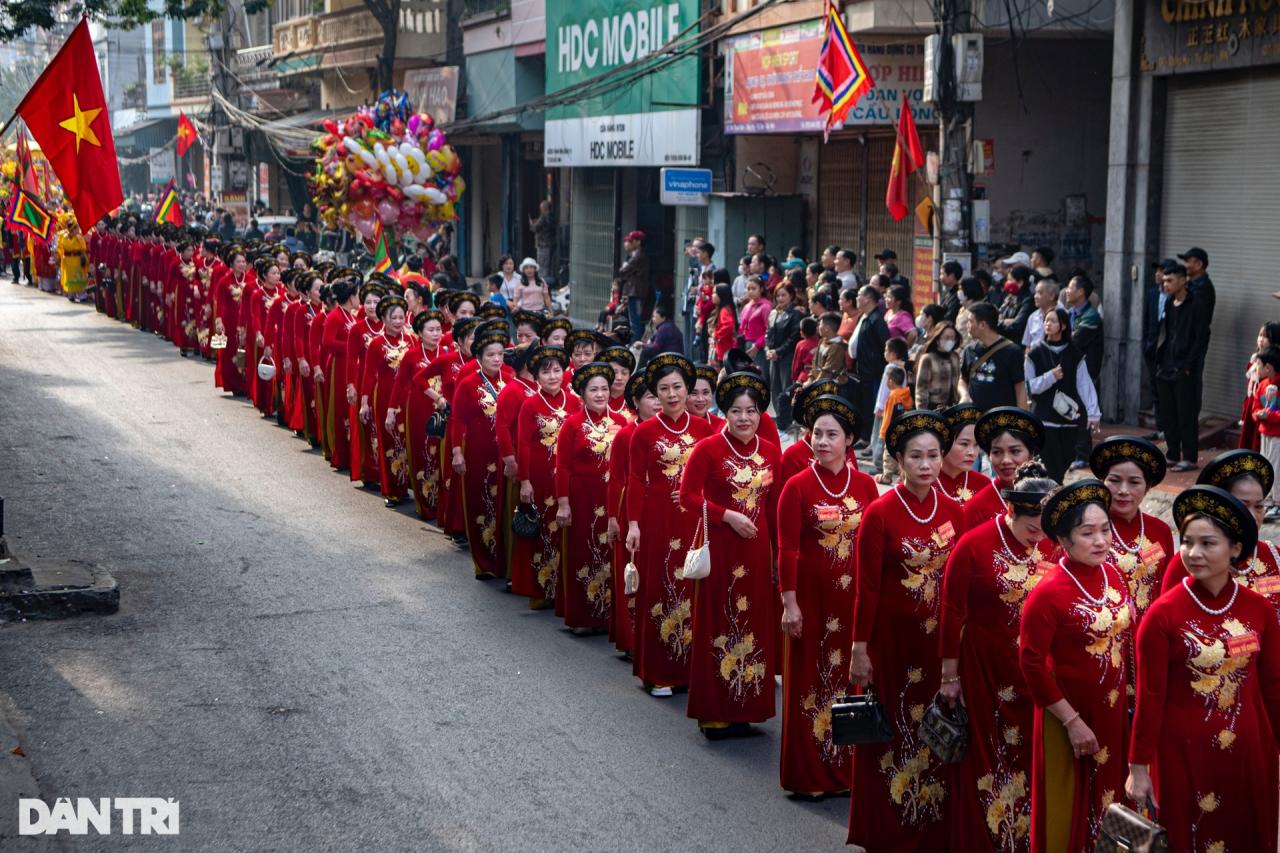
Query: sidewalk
0,692,61,851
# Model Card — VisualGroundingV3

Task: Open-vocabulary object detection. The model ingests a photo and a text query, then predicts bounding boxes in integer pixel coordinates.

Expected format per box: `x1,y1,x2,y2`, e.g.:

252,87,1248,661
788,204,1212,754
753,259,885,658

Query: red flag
13,19,122,230
176,112,198,158
811,0,875,141
886,106,923,221
15,128,37,194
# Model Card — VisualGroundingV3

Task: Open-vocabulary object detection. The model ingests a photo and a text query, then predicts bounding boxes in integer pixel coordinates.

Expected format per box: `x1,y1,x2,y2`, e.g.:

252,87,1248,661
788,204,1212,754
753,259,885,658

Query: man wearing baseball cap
1177,247,1215,324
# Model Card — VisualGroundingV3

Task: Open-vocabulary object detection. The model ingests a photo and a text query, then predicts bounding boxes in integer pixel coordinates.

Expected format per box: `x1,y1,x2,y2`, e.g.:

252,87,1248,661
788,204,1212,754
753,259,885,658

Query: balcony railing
461,0,509,20
273,0,447,71
172,75,212,100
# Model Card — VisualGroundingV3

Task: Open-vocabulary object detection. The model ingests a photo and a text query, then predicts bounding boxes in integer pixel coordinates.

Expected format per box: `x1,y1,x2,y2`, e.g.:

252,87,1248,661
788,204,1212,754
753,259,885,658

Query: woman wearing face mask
846,409,963,850
1090,436,1173,623
1127,485,1280,853
913,321,961,411
345,281,386,488
449,322,514,577
321,278,361,471
625,354,716,696
510,345,581,606
555,363,626,633
388,309,448,521
360,295,412,507
776,393,879,796
688,365,722,430
940,461,1057,851
1026,308,1101,483
910,304,945,362
1163,451,1280,616
964,407,1045,530
935,403,992,511
679,372,782,738
607,373,660,655
1020,481,1133,853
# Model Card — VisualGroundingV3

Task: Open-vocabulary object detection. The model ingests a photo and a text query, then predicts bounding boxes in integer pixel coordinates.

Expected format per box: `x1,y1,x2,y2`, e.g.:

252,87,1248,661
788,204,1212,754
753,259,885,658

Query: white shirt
497,272,520,304
1022,308,1045,349
837,270,858,290
732,273,749,305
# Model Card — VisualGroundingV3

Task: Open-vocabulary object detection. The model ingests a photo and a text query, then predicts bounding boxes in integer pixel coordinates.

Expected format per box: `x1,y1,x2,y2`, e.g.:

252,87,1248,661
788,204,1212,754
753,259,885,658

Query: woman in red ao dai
847,409,964,851
776,393,879,795
1128,485,1280,853
679,371,782,737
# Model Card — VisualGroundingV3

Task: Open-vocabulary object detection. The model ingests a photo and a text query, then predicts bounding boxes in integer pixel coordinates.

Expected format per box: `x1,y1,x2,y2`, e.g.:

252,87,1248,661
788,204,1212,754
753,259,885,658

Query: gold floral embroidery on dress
1182,616,1258,749
973,685,1031,847
536,411,565,450
478,382,500,419
1191,790,1222,853
711,567,768,701
654,433,697,482
652,596,692,659
802,607,851,765
384,338,409,370
995,546,1047,633
1111,535,1160,614
582,416,616,462
814,497,863,561
870,669,947,825
721,452,771,515
1073,585,1133,684
899,531,953,634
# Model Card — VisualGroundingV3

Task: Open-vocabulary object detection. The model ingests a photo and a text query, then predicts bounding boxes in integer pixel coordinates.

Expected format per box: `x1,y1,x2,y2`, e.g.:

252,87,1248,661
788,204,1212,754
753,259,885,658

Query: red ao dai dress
212,268,251,396
678,432,782,725
626,413,716,687
934,467,993,516
555,407,627,629
346,315,383,485
775,461,879,794
360,330,412,501
961,476,1005,532
429,350,472,535
1131,579,1280,853
940,517,1055,851
847,485,964,850
389,340,449,521
450,365,515,576
1019,559,1134,853
321,306,356,470
511,390,582,604
607,419,640,652
495,376,538,571
1163,538,1280,619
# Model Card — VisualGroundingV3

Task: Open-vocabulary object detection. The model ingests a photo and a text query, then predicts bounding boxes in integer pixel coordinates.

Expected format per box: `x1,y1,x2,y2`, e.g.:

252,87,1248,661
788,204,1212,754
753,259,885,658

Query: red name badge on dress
937,521,956,543
1139,542,1165,566
1227,632,1261,657
816,505,842,523
1255,576,1280,595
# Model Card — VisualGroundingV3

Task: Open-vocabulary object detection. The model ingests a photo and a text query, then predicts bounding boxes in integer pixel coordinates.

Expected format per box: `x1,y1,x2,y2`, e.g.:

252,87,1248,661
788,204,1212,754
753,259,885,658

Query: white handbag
257,354,277,382
680,500,711,580
623,559,639,594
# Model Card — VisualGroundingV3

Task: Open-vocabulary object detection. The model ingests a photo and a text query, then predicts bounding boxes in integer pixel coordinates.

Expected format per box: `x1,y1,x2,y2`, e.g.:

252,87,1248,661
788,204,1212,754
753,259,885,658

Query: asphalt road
0,284,850,851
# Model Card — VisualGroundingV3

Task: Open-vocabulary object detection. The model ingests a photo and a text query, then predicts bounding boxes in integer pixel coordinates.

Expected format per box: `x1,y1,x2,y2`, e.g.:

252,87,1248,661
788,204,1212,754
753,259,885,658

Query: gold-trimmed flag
811,0,875,142
154,179,184,226
371,219,395,274
6,188,52,242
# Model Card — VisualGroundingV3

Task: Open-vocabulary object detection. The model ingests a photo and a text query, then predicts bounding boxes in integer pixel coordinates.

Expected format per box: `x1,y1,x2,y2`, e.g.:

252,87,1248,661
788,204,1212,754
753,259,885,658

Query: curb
0,694,60,851
0,560,118,623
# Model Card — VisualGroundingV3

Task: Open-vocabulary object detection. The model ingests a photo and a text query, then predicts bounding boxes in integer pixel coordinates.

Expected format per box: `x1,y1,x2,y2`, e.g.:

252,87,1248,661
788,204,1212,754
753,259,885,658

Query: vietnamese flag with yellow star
13,18,122,230
176,112,197,157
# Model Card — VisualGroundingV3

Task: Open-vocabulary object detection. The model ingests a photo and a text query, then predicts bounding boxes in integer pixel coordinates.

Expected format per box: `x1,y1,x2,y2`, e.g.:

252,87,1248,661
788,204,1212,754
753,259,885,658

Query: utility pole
934,0,974,271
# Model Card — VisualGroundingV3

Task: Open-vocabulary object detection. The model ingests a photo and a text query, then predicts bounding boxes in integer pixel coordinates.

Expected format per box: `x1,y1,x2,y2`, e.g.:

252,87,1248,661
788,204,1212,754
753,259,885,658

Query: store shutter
817,140,861,255
1161,70,1280,416
864,133,924,283
568,168,617,326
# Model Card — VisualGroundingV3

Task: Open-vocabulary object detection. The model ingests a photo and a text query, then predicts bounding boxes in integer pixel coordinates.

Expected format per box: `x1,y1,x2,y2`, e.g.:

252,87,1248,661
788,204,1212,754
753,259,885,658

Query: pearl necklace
539,388,568,416
1182,577,1238,616
585,407,610,429
657,411,690,435
1111,511,1145,555
1058,559,1110,607
722,429,760,460
995,517,1037,565
810,461,851,499
608,398,628,416
516,375,537,395
894,484,939,525
934,470,972,503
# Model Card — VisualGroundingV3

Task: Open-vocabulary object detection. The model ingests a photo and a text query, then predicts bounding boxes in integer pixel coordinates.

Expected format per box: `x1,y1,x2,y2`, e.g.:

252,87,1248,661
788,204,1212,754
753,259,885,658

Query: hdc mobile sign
545,0,700,167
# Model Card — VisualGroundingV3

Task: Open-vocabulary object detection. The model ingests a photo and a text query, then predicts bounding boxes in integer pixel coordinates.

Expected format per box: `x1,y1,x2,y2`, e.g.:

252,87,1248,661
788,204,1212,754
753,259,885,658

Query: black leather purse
511,504,540,539
917,694,969,763
831,686,895,746
426,411,448,438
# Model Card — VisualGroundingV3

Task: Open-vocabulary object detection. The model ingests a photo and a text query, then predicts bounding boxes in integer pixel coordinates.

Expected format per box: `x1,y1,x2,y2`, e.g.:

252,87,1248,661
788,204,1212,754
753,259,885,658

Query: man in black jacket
847,284,890,445
1155,262,1212,470
938,259,964,323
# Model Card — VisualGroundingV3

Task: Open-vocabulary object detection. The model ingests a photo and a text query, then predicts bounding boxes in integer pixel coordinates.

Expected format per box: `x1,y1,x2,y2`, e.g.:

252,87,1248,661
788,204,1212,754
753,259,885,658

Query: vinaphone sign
545,0,701,167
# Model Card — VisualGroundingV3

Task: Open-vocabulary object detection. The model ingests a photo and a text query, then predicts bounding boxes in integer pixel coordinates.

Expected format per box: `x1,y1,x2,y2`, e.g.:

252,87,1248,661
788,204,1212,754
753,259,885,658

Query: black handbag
511,504,540,539
831,686,895,746
917,694,969,763
1096,799,1169,852
426,411,448,438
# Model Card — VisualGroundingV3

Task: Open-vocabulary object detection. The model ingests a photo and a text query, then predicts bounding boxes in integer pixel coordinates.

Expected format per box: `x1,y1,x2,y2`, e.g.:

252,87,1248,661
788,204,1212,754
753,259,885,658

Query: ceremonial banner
6,188,52,242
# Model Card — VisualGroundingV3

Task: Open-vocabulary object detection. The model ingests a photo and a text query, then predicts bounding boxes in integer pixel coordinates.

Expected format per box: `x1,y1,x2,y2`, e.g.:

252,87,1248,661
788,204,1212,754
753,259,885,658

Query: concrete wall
463,0,545,54
973,36,1112,272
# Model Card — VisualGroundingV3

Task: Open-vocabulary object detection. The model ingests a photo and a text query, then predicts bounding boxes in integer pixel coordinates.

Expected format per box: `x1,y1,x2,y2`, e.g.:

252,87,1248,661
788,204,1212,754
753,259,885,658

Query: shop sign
148,148,174,184
1141,0,1280,74
723,24,936,134
545,0,700,166
404,66,460,126
660,167,711,205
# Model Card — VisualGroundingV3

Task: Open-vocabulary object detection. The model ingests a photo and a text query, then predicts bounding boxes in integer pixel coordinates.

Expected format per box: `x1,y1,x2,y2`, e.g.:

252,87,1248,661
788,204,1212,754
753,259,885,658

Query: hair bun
1014,459,1050,481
